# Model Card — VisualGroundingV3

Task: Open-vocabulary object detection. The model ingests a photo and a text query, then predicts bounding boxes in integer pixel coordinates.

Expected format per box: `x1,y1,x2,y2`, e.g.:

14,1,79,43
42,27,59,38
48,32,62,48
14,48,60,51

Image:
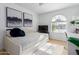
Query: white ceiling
16,3,79,14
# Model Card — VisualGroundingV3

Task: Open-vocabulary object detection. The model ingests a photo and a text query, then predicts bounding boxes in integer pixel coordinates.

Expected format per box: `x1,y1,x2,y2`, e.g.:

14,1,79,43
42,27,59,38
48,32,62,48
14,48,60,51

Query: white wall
39,5,79,41
4,4,39,31
0,3,38,49
0,4,5,49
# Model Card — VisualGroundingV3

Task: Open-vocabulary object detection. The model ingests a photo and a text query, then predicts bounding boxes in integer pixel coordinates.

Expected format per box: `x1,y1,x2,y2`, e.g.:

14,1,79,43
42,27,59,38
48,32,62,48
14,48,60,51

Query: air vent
39,3,44,6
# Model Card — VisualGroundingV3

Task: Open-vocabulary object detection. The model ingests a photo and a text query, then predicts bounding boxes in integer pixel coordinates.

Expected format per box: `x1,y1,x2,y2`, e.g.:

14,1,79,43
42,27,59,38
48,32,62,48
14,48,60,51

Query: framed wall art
23,12,33,27
6,7,23,27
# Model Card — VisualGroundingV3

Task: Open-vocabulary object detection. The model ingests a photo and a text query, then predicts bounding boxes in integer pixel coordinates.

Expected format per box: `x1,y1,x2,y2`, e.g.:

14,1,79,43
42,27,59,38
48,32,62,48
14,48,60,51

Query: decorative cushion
10,28,25,37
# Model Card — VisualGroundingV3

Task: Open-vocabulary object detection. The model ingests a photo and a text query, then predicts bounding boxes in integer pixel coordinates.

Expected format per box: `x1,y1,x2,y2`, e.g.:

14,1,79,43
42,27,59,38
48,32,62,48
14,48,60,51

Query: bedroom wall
4,3,39,31
39,5,79,41
0,3,39,49
0,4,5,49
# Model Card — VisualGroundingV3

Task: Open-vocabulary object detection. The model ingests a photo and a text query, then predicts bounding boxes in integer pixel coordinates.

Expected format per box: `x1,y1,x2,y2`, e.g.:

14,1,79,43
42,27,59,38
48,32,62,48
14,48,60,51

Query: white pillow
20,27,35,33
6,30,11,37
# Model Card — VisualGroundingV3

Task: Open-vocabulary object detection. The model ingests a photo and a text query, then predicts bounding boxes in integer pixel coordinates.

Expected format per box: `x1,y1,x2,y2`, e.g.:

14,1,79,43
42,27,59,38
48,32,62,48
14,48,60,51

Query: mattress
6,32,48,51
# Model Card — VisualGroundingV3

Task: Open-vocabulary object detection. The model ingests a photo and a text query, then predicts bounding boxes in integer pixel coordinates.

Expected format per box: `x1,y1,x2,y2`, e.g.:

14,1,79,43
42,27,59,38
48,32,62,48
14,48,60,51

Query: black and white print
23,13,33,27
6,7,23,27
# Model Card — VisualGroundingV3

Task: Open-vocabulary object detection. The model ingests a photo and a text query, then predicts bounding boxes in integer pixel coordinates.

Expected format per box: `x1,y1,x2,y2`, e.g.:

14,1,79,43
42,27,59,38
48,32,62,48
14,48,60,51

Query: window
52,15,67,33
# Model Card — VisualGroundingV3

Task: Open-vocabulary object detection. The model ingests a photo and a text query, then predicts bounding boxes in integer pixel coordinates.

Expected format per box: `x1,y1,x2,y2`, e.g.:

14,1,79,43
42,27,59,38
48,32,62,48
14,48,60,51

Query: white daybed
4,31,48,55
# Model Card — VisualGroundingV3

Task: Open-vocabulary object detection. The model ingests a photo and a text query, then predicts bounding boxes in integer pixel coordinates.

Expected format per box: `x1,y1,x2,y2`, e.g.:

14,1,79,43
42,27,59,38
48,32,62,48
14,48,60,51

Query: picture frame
23,12,33,27
6,7,23,27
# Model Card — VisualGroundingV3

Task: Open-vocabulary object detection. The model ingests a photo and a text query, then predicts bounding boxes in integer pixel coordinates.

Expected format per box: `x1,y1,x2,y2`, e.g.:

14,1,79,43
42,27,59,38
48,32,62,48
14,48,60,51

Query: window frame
52,15,67,33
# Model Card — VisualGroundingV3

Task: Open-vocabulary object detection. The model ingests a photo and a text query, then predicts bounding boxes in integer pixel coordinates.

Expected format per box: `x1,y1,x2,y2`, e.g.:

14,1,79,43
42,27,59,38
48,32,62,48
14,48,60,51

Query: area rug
33,43,65,55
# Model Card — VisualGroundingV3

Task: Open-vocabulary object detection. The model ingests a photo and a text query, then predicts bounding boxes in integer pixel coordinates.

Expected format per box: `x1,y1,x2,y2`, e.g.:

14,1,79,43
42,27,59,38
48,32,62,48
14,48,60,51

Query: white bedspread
7,32,48,51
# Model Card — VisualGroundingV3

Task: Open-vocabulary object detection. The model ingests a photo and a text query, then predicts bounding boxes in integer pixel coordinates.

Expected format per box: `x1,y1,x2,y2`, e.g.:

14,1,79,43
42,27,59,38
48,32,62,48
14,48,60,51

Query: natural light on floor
33,43,67,55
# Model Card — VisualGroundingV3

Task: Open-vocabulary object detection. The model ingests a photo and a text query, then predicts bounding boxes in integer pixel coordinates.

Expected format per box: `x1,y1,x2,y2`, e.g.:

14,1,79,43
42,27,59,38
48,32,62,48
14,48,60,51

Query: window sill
52,30,66,33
